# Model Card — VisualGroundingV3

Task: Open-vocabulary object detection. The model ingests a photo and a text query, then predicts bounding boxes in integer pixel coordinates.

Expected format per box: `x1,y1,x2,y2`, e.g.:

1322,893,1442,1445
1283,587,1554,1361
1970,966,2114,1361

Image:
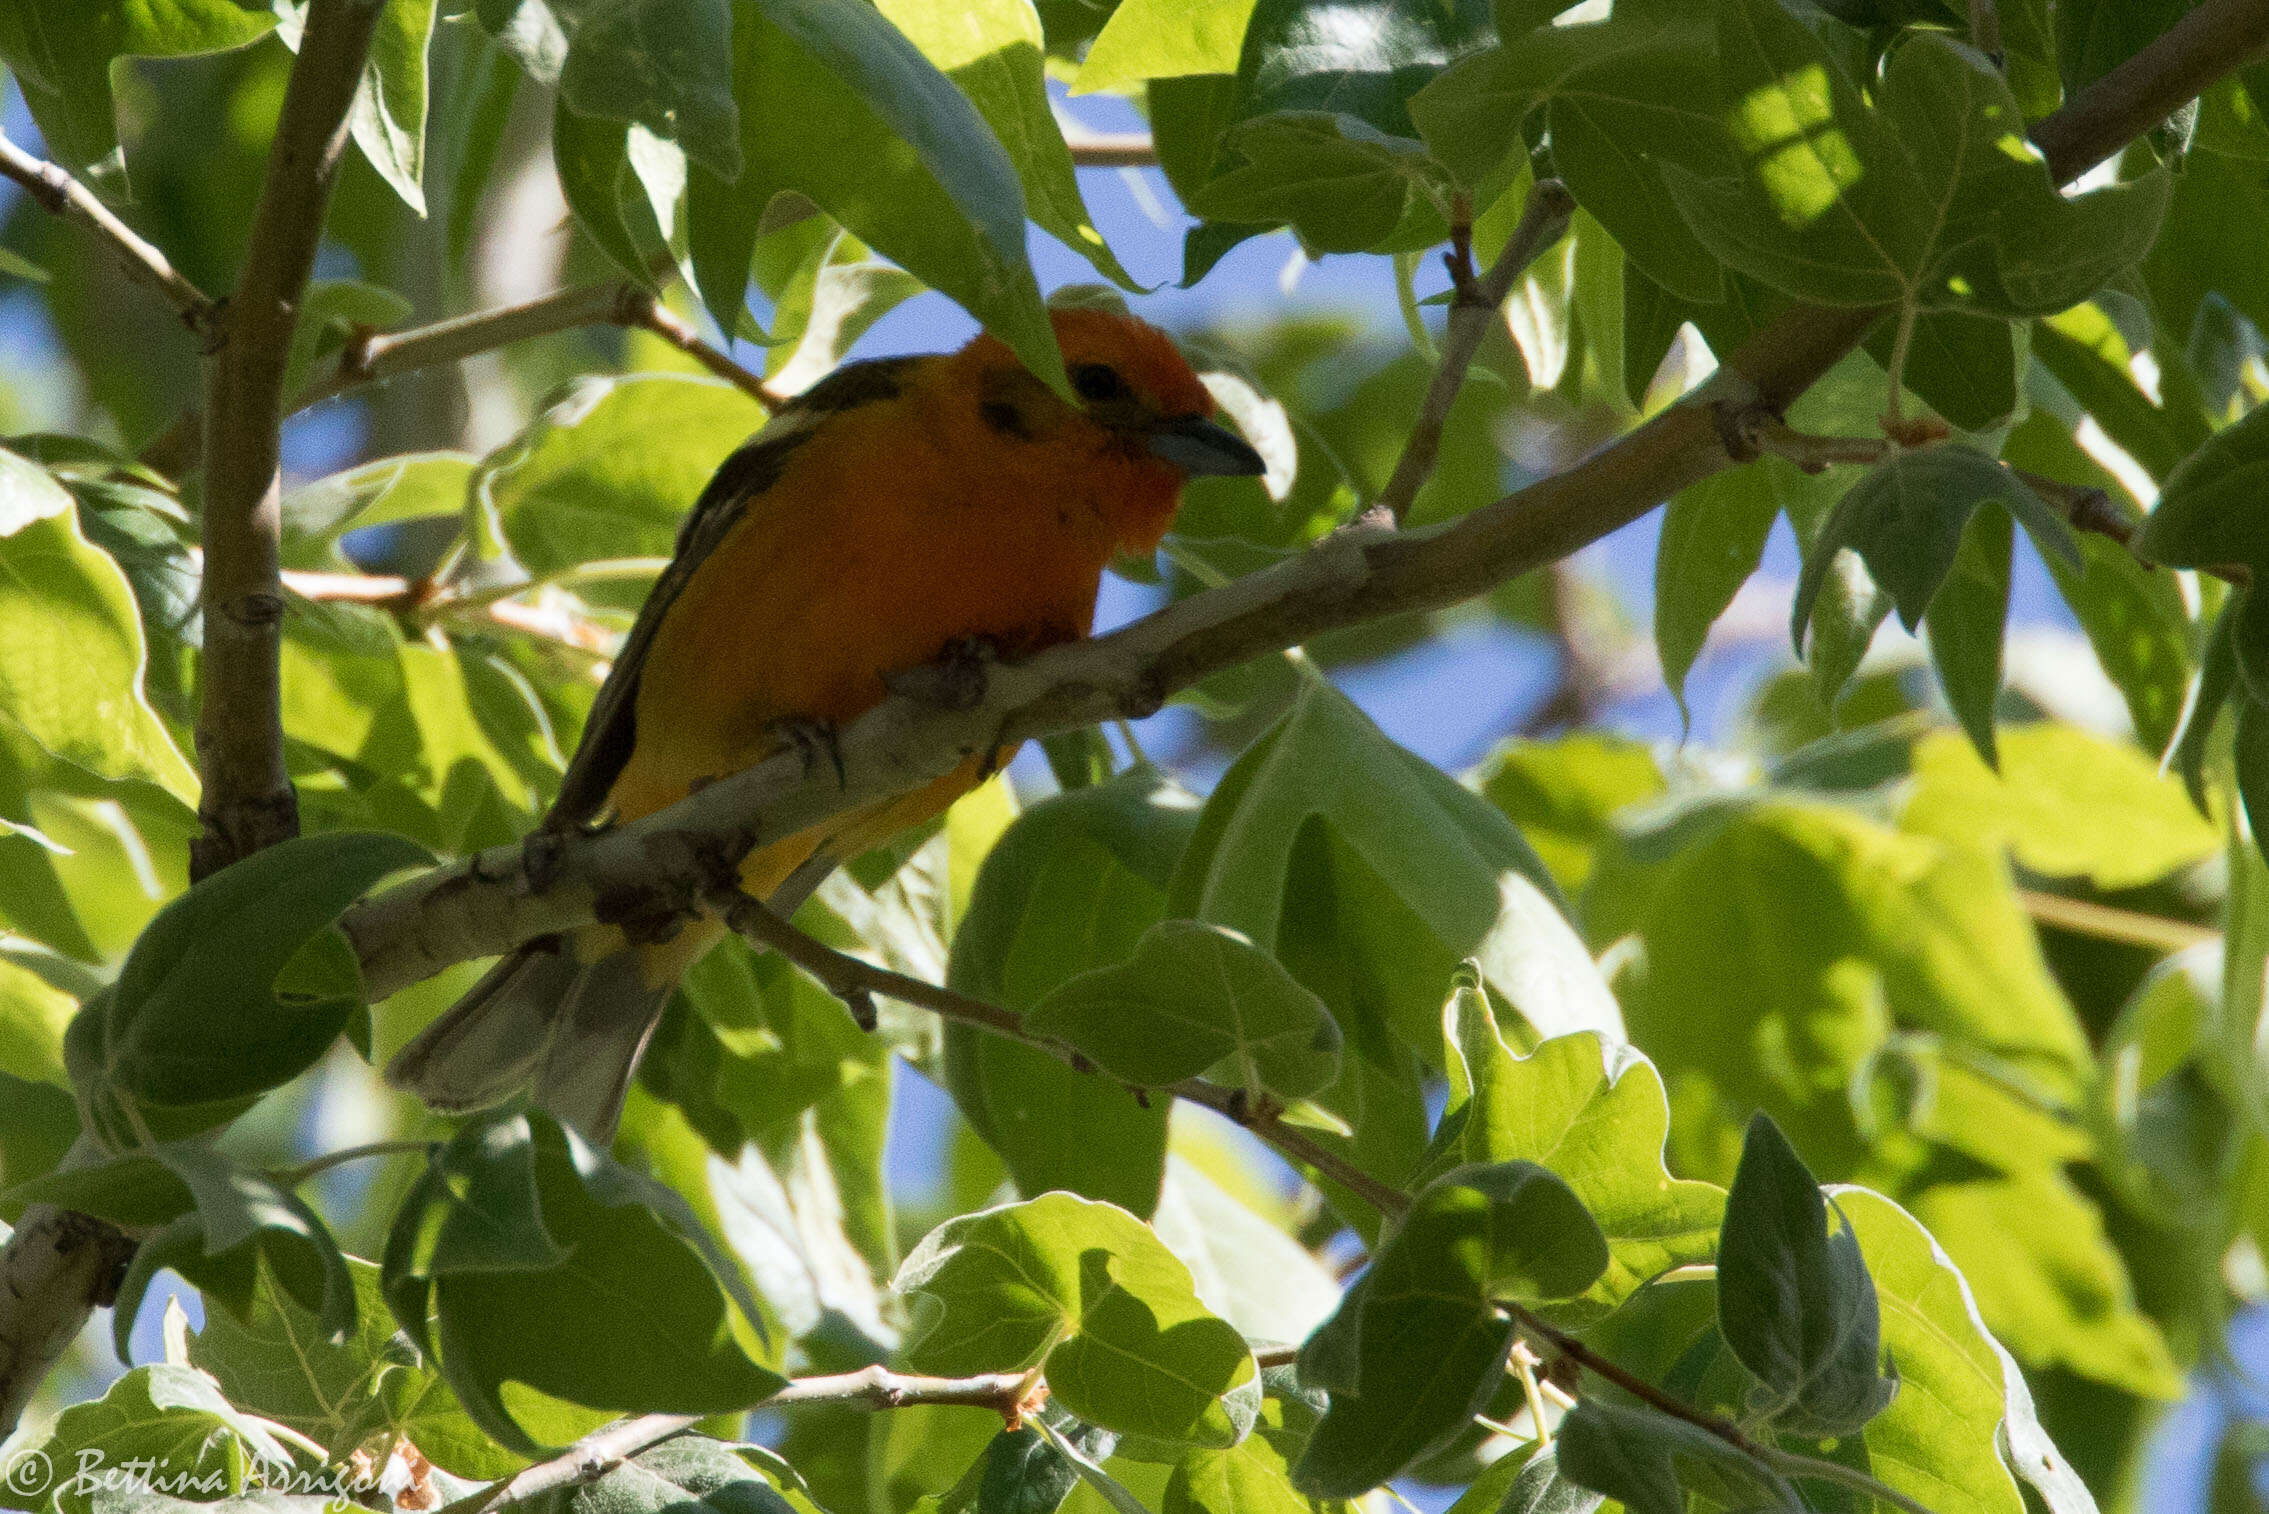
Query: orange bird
386,307,1264,1138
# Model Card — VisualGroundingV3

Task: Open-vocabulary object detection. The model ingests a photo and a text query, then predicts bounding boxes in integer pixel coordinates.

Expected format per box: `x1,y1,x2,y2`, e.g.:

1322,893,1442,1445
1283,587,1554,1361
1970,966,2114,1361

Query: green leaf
109,1146,356,1362
976,1423,1095,1514
77,831,426,1124
897,1191,1260,1448
274,0,439,214
1430,988,1723,1324
551,102,663,282
1554,1400,1796,1514
1025,920,1341,1098
284,451,477,556
191,1255,520,1478
1411,9,1731,301
1293,1162,1606,1497
876,0,1137,289
1473,733,1665,901
1654,463,1784,709
1792,444,2074,643
478,374,768,582
7,1363,300,1514
1662,8,2165,315
0,953,74,1090
1925,500,2013,767
1192,111,1453,255
2140,394,2269,572
1718,1112,1897,1436
1164,1392,1332,1514
1901,723,2218,888
1073,0,1257,92
946,768,1199,1214
551,1436,813,1514
1837,1187,2058,1514
2043,526,2193,761
0,0,277,178
540,0,740,178
383,1110,783,1454
685,0,1060,391
0,449,198,805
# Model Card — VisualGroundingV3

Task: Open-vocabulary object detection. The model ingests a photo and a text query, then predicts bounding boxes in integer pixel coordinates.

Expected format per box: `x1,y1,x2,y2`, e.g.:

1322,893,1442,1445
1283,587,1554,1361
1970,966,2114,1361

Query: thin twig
144,279,783,476
1063,130,1156,167
1377,179,1575,525
612,287,784,412
192,0,387,879
1506,1302,1768,1458
2019,889,2218,953
274,1138,434,1187
709,889,1412,1217
0,132,217,331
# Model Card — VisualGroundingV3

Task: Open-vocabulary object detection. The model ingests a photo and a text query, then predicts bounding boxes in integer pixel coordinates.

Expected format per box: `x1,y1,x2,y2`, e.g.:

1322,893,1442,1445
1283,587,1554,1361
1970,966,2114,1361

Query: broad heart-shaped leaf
1718,1113,1897,1437
1901,724,2218,890
1554,1400,1797,1514
875,0,1137,290
382,1110,782,1453
946,768,1200,1214
475,373,767,588
1293,1161,1606,1498
1191,111,1454,255
684,0,1061,393
1169,678,1619,1207
8,1363,301,1514
2139,394,2269,573
1410,8,1731,302
0,449,198,806
1164,1388,1334,1514
1426,984,1722,1325
1662,5,2166,316
73,830,426,1135
0,0,277,179
896,1192,1261,1448
1025,920,1341,1098
1792,444,2076,644
107,1147,356,1363
1829,1189,2061,1514
191,1256,520,1479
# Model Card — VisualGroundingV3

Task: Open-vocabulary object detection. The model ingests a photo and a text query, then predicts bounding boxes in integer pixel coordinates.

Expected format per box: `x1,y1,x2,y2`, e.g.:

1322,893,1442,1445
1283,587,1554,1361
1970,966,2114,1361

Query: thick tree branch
0,1206,136,1435
1377,178,1574,525
0,133,217,332
709,890,1413,1217
192,0,386,879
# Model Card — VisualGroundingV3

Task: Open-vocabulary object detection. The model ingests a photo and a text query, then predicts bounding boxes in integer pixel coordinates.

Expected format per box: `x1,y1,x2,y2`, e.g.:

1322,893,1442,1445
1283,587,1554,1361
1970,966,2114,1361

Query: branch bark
192,0,387,879
0,133,217,332
0,1205,136,1435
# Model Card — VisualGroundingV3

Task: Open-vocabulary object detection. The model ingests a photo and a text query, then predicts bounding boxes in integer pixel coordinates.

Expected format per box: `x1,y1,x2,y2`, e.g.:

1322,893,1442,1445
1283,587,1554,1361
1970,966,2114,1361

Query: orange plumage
386,307,1263,1138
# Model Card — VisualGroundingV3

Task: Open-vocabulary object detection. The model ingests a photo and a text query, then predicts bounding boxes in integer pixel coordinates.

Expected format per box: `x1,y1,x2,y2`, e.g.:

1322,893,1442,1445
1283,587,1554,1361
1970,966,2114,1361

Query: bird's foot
883,634,1001,712
768,716,846,789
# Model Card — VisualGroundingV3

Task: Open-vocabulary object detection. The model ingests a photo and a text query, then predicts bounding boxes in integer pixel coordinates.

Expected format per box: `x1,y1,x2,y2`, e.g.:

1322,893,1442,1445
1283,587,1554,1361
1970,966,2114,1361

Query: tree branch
191,0,387,879
1063,130,1156,167
707,889,1413,1217
0,1205,136,1435
1377,178,1574,525
0,133,217,332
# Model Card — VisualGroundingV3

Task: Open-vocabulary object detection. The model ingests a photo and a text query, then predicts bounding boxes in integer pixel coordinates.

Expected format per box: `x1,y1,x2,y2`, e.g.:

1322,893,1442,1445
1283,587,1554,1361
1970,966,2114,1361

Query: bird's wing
543,355,924,828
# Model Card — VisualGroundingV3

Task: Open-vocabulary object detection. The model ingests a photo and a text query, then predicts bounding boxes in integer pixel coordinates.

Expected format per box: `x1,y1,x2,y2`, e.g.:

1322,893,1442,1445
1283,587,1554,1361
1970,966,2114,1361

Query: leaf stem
274,1138,434,1187
1881,299,1918,439
706,887,1413,1218
1758,1446,1941,1514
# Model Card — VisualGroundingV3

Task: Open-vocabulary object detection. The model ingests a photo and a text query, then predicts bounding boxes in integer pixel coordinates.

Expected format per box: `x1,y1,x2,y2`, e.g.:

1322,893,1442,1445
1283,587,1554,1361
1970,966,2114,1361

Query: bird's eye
1072,364,1126,403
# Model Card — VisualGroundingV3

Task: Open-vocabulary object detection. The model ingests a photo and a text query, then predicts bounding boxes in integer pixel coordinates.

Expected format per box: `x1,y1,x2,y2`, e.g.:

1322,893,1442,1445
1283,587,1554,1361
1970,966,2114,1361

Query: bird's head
951,306,1265,554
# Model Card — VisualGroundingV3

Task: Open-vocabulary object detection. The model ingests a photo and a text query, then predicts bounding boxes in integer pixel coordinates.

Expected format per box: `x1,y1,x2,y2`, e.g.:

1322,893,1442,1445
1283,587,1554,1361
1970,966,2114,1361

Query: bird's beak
1147,415,1266,477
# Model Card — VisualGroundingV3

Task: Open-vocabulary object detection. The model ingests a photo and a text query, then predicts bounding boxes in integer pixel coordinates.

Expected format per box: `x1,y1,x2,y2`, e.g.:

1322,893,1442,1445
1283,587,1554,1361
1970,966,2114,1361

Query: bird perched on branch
386,306,1265,1139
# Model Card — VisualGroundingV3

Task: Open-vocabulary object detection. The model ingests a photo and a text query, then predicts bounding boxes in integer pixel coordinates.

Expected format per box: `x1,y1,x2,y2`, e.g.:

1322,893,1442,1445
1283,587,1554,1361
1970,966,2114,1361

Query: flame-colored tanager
386,307,1264,1137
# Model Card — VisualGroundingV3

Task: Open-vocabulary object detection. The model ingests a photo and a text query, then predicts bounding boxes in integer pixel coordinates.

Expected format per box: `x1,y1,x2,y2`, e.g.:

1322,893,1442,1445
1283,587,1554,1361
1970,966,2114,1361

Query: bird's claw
882,634,1001,712
769,716,846,789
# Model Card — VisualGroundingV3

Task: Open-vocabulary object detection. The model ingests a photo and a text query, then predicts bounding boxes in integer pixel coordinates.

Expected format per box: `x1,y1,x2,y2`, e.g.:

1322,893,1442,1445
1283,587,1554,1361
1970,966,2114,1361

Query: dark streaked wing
542,356,920,827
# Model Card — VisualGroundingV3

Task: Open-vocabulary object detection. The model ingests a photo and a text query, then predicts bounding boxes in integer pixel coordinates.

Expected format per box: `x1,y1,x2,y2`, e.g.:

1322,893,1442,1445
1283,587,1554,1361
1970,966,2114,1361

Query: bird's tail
383,934,674,1144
